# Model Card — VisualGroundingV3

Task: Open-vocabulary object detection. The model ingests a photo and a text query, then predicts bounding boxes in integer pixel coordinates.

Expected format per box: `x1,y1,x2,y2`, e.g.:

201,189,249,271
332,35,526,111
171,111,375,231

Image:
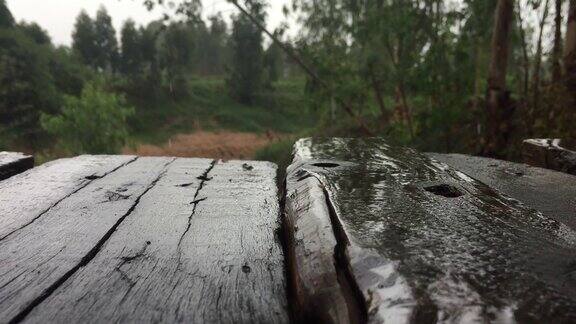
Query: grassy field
128,77,317,146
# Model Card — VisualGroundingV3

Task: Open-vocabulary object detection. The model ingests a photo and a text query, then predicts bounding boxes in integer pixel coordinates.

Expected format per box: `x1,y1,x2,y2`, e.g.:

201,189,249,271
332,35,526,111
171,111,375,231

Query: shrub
41,81,134,154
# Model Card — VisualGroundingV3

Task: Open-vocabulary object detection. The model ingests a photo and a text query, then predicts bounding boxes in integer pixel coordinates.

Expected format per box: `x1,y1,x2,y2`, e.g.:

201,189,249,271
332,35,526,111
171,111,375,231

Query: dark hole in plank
424,183,463,198
312,163,340,168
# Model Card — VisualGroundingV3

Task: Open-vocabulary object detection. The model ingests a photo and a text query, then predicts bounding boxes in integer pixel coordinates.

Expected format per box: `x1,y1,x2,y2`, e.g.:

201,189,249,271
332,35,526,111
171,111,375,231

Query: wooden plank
18,159,288,323
284,163,358,323
287,137,576,323
522,138,576,175
0,157,173,322
428,153,576,231
0,152,34,181
0,155,136,240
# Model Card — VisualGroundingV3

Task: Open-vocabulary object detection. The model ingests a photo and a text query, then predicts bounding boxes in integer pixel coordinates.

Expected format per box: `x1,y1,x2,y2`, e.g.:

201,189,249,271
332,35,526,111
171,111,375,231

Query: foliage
0,28,60,145
120,20,142,76
159,22,195,97
264,35,284,88
72,10,98,68
41,81,134,154
227,1,267,104
72,7,118,72
93,6,119,71
0,0,14,28
17,22,52,45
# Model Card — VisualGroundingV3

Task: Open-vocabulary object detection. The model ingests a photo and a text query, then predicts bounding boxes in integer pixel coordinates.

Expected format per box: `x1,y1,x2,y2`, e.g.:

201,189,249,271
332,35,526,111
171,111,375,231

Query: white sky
6,0,293,46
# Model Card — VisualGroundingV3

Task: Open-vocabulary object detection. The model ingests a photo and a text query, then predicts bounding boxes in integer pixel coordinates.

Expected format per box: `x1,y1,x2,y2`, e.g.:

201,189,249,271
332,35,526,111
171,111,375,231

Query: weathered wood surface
428,153,576,231
522,138,576,175
284,171,356,323
0,156,288,323
0,155,136,240
0,152,33,181
286,137,576,323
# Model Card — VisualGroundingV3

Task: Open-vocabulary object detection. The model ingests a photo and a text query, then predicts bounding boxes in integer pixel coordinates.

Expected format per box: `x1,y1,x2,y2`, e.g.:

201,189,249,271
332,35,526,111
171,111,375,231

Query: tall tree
94,6,119,72
227,1,266,104
264,31,284,88
484,0,514,157
203,14,228,75
565,0,576,86
0,29,60,144
18,22,52,45
159,22,195,97
120,19,143,77
72,10,98,68
532,0,551,119
0,0,13,28
552,0,564,82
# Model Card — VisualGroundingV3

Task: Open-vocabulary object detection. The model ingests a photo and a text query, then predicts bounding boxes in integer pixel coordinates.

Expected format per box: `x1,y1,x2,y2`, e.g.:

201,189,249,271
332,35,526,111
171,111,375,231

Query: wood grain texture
522,138,576,175
288,137,576,323
0,152,34,181
284,164,352,324
0,155,136,240
428,153,576,231
0,157,172,322
13,159,288,324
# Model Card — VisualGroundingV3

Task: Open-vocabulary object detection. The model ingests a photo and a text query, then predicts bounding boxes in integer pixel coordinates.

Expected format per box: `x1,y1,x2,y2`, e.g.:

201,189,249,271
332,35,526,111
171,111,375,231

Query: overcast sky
6,0,293,46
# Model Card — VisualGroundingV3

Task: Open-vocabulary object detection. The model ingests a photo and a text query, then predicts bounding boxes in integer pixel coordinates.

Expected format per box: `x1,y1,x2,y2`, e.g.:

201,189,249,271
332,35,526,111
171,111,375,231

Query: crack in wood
318,178,368,324
8,158,175,324
0,157,139,243
177,159,218,254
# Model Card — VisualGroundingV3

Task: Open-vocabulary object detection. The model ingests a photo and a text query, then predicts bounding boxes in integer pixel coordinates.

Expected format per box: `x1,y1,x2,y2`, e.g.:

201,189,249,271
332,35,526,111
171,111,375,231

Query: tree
41,81,134,154
552,0,564,82
264,33,283,88
227,1,266,104
195,14,228,75
94,6,119,72
565,0,576,87
0,28,60,145
159,22,195,97
0,0,14,28
72,11,98,68
120,19,143,77
17,22,52,45
483,0,514,157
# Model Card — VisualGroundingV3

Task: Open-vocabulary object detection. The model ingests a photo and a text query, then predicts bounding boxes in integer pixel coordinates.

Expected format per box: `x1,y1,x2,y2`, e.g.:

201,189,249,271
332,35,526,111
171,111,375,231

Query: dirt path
123,131,283,160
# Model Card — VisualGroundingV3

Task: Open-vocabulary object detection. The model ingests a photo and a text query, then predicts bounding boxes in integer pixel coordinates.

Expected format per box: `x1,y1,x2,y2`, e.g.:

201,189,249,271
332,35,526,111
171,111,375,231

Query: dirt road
123,131,282,160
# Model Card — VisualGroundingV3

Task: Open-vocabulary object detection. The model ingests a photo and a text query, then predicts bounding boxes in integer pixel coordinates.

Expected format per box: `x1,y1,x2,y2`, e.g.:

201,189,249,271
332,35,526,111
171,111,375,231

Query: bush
41,81,134,154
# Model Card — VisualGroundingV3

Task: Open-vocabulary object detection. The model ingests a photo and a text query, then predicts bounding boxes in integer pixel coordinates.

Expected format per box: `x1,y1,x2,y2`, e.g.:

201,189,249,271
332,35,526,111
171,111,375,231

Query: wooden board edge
0,152,34,181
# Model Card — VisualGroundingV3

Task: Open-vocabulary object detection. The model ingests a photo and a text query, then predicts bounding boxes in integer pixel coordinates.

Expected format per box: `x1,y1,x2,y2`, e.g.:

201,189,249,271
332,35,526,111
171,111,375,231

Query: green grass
127,77,317,145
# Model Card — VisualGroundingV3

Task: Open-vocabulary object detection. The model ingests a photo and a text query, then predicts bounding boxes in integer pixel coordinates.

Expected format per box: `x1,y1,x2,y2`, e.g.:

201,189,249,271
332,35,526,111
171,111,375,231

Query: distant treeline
0,0,299,154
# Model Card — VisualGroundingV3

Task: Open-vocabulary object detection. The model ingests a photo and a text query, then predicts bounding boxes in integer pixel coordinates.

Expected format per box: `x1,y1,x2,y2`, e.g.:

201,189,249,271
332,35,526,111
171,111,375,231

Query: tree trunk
552,0,564,82
565,0,576,89
531,0,551,124
483,0,514,157
396,84,414,140
370,72,389,123
516,1,530,99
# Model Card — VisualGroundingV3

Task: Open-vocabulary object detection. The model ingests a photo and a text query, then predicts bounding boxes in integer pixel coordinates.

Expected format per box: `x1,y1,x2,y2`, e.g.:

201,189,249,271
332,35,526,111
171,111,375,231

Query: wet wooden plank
428,153,576,231
0,157,173,322
0,155,136,240
284,167,353,323
0,152,34,181
287,137,576,323
522,138,576,175
16,159,288,323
